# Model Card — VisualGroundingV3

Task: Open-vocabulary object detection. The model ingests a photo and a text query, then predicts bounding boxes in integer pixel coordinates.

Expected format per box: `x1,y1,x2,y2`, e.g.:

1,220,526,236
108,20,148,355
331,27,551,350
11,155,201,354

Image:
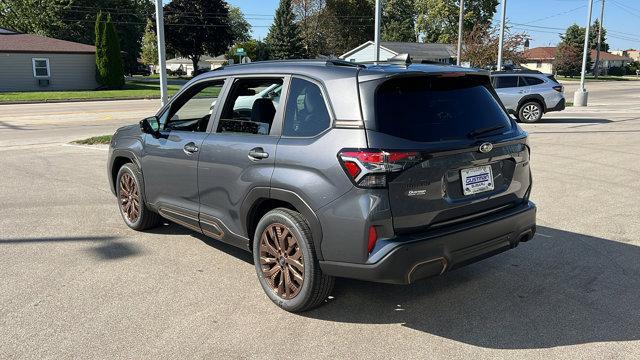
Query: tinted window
283,78,330,137
218,78,284,135
494,76,518,88
546,75,559,83
523,76,544,85
162,80,224,132
375,76,511,142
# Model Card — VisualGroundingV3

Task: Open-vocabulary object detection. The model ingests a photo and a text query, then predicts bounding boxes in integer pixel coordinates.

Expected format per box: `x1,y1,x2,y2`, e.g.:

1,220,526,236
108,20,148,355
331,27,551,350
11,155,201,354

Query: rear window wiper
467,124,506,138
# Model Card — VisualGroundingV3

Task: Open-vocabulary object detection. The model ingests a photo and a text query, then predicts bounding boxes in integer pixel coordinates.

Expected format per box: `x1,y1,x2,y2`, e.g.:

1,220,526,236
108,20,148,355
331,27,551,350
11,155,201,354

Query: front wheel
116,163,162,230
518,101,543,123
253,208,334,312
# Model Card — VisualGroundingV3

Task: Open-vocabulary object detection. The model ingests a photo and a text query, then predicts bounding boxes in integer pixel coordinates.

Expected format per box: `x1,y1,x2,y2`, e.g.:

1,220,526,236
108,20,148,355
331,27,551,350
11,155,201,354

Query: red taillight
338,149,421,188
552,85,563,92
367,226,377,253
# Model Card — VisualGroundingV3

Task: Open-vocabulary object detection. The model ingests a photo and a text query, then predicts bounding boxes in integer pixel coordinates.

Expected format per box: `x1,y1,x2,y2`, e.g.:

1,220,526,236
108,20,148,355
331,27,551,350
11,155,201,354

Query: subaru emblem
479,142,493,153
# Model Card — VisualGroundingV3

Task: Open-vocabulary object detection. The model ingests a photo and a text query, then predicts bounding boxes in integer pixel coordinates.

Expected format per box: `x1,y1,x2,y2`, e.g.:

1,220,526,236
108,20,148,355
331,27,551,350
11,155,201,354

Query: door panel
142,131,207,230
197,76,288,246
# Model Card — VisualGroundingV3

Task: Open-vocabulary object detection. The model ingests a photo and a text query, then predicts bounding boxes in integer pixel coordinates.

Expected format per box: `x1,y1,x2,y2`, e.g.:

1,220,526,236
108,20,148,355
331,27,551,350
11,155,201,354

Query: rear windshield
375,75,512,142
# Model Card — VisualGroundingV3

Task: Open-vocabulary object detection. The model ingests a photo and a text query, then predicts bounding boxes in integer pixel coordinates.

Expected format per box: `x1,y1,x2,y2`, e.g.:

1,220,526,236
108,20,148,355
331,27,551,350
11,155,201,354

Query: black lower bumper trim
547,98,566,112
319,201,536,284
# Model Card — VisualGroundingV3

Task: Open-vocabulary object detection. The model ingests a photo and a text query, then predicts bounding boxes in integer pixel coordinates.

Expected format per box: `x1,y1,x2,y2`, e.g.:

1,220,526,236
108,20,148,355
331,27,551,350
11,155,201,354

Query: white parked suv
491,70,565,123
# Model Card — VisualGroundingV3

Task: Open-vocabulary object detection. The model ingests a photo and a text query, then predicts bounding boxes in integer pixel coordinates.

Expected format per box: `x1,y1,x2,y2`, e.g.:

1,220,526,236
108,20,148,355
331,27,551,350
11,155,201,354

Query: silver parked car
491,70,565,123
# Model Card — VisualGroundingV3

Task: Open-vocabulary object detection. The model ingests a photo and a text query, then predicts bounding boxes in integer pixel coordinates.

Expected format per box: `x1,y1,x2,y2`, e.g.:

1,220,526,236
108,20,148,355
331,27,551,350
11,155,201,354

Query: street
1,81,639,359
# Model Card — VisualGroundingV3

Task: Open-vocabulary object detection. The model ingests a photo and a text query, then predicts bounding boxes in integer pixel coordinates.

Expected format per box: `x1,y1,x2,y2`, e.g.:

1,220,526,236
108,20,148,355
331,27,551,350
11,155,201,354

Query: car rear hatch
357,71,532,234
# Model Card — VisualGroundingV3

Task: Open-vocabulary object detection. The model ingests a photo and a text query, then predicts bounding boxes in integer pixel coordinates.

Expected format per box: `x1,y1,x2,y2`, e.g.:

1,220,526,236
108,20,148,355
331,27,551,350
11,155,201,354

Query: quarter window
217,78,284,135
32,58,50,77
523,76,544,85
283,78,330,137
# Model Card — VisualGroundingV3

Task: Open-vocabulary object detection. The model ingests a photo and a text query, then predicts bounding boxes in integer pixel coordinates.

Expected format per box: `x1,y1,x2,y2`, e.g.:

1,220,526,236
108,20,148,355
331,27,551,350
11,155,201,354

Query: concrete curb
0,96,161,105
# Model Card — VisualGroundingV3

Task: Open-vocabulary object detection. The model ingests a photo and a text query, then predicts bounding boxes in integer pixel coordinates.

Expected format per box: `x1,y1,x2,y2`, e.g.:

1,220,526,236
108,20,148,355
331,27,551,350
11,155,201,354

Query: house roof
523,47,557,61
590,49,632,61
0,28,95,54
340,41,456,61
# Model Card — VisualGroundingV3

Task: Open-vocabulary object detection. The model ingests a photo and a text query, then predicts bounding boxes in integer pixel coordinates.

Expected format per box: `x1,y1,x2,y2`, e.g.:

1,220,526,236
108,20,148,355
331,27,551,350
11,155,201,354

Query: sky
226,0,639,51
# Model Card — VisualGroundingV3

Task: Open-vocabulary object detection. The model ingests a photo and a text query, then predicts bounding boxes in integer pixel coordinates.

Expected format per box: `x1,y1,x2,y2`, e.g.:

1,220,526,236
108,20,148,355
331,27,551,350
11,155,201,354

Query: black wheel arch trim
517,94,546,113
241,187,324,260
109,149,143,195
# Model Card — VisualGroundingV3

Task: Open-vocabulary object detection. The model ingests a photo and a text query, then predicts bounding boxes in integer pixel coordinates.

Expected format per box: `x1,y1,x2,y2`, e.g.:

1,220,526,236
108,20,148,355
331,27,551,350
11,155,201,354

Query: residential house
0,28,98,91
340,41,456,64
165,55,227,75
521,46,633,75
611,49,639,62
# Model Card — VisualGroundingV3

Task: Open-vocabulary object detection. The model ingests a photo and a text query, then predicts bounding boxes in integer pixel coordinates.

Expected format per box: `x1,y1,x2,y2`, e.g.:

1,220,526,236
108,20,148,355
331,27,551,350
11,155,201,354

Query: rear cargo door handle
183,142,199,155
248,147,269,161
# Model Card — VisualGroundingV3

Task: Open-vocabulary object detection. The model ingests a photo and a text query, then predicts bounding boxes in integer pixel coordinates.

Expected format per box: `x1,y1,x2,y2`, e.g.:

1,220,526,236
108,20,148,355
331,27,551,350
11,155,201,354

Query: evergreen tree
104,15,125,88
95,12,108,86
140,19,158,66
556,24,591,77
266,0,305,59
590,19,609,52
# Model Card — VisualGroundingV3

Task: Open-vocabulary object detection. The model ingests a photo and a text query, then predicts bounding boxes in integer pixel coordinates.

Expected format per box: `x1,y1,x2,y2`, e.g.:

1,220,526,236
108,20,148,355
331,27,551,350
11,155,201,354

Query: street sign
236,48,246,56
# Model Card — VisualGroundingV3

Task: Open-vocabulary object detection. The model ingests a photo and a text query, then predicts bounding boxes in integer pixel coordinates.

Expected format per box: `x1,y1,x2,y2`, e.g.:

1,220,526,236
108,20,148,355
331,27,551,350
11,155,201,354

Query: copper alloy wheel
259,223,305,300
119,172,140,223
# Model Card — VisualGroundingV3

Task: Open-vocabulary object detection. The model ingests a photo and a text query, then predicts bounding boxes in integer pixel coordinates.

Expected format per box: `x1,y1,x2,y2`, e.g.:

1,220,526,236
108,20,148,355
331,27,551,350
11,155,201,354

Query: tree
590,19,608,52
229,6,252,43
95,13,124,88
415,0,498,43
266,0,305,59
292,0,325,58
164,0,233,76
461,24,526,68
95,12,108,85
140,18,158,67
227,40,270,62
319,0,374,56
381,0,416,42
558,23,591,75
555,42,583,77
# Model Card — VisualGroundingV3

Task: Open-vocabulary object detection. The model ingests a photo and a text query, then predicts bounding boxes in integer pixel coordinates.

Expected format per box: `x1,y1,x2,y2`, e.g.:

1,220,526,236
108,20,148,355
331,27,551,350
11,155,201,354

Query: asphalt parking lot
1,81,639,359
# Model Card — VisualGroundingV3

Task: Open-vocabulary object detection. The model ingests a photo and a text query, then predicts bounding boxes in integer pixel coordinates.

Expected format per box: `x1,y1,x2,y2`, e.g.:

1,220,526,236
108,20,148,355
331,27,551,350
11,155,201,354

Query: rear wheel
518,101,543,123
116,163,161,230
253,208,334,312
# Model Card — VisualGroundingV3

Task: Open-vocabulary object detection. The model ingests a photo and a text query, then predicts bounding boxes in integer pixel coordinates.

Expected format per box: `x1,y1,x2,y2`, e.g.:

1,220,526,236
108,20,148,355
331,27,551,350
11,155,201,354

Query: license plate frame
461,165,494,196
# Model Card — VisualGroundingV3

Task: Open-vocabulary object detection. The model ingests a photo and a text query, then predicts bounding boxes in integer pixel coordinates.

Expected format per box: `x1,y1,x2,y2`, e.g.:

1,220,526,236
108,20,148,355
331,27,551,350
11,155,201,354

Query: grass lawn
71,135,113,145
0,81,183,103
557,75,639,82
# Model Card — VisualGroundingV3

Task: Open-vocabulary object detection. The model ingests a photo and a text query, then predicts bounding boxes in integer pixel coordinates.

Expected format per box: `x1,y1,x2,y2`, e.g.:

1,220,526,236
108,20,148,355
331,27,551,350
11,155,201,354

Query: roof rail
388,53,411,65
325,59,366,68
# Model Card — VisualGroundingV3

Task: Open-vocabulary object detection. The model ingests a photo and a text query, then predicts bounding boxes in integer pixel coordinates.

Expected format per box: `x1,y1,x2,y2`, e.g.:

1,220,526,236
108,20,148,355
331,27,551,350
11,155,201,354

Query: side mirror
139,116,160,138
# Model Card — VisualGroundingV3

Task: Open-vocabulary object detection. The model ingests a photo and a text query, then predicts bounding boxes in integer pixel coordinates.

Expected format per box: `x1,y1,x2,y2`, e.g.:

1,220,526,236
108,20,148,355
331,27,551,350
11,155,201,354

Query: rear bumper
319,201,536,284
546,97,565,112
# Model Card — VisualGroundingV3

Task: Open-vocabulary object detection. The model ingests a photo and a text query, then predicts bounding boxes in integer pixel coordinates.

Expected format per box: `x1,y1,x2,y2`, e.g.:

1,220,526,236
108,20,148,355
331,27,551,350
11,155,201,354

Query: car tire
253,208,334,312
518,101,543,123
116,163,162,231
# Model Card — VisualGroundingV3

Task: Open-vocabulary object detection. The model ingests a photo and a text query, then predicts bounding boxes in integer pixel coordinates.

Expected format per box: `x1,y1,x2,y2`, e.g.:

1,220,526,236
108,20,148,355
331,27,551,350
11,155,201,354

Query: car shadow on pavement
303,226,640,349
148,222,254,264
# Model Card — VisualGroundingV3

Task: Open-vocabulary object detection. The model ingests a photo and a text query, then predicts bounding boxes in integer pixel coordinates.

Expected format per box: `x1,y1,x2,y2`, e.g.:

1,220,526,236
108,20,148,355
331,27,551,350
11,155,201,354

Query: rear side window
494,76,519,88
546,75,559,83
375,76,511,142
283,78,330,137
523,76,544,85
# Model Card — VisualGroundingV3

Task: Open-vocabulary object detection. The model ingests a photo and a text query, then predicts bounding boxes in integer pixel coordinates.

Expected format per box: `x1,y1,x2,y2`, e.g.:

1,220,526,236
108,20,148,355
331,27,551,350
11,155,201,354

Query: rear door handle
248,147,269,161
183,142,199,155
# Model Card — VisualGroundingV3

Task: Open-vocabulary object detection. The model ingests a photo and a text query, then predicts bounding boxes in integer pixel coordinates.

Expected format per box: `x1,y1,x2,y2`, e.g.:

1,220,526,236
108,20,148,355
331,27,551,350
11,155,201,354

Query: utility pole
456,0,464,66
374,0,382,63
574,0,594,107
497,0,507,70
154,0,168,106
594,0,605,79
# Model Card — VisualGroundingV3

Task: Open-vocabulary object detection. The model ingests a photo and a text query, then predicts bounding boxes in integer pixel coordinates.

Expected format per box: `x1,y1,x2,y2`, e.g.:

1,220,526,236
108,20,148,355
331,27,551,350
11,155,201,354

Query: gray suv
491,70,565,123
108,60,536,312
